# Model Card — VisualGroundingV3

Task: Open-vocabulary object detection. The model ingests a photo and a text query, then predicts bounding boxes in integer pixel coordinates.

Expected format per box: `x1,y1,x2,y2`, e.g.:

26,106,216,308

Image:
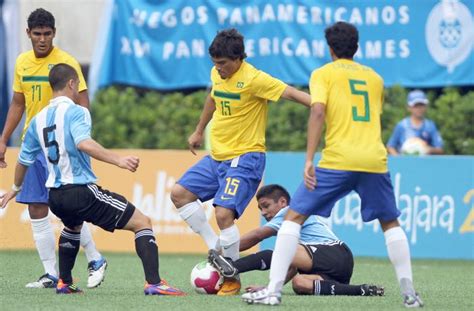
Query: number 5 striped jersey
18,96,97,188
309,59,387,173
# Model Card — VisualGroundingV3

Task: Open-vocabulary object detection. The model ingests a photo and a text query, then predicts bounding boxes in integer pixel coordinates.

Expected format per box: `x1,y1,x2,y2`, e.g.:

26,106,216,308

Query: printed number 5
349,79,370,122
42,125,60,164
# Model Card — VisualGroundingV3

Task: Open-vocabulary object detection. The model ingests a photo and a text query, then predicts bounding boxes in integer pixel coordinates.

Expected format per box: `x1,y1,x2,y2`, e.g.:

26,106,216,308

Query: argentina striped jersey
18,96,97,188
264,206,339,244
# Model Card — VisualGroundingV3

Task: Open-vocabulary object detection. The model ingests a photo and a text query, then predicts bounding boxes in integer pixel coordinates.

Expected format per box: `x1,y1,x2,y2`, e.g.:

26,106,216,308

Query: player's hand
0,190,17,209
0,140,7,168
118,156,139,172
188,131,204,155
304,160,316,190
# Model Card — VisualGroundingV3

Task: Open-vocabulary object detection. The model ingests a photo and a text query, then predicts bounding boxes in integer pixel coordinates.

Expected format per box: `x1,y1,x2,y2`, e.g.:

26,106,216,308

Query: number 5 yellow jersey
13,47,87,139
210,61,287,161
310,59,387,173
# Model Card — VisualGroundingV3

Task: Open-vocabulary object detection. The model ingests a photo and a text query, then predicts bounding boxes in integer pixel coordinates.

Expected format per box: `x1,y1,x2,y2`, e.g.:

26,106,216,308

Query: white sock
268,221,301,295
80,223,102,262
31,216,57,277
384,226,414,292
219,224,240,261
178,201,219,250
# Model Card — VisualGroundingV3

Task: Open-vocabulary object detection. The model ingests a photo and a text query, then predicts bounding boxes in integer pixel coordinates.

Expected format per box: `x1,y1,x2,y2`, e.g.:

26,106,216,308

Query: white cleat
25,273,58,288
87,257,107,288
241,287,281,305
403,293,424,308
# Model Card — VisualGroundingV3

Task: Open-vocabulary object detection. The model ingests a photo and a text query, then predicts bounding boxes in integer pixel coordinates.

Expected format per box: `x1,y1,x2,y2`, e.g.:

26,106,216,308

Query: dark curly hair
27,8,55,30
208,28,247,60
256,184,291,205
325,21,358,59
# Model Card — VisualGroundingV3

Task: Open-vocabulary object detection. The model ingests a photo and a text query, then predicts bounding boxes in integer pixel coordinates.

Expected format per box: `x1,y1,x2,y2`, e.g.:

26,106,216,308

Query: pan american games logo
426,0,473,73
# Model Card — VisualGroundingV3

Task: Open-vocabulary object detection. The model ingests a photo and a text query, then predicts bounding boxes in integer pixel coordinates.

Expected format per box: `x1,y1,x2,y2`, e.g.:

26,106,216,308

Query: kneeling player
0,63,184,296
209,184,383,297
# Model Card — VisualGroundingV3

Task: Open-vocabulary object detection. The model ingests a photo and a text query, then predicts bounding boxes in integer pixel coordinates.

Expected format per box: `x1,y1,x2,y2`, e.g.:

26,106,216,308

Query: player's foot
361,284,385,296
208,249,238,278
56,279,83,294
144,280,186,296
217,277,241,296
403,292,424,308
87,257,107,288
241,287,281,305
25,273,58,288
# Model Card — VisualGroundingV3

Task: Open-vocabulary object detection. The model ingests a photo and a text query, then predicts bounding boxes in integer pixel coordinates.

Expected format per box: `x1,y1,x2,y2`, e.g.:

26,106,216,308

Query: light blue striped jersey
19,96,97,188
264,206,339,244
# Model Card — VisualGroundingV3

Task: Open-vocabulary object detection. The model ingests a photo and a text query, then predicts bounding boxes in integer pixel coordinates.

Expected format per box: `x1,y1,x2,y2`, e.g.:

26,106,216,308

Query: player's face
258,196,286,221
211,57,242,79
27,26,55,58
409,103,427,119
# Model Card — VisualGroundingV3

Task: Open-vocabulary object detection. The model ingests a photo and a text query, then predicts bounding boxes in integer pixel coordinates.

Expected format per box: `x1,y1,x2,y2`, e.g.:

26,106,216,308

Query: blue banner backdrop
92,0,474,91
261,153,474,260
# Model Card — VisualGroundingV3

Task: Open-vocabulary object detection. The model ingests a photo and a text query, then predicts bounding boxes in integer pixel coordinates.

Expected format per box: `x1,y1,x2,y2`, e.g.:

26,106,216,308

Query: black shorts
48,184,135,232
299,241,354,284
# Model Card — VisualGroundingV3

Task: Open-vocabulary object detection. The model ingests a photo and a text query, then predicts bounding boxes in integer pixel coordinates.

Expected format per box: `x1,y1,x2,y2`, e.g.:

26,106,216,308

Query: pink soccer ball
190,261,224,294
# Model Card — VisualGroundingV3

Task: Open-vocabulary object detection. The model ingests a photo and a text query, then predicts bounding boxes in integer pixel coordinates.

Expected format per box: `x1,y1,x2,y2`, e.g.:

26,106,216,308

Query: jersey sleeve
309,68,329,106
251,71,287,102
18,118,41,166
12,58,22,93
429,121,444,148
69,107,92,145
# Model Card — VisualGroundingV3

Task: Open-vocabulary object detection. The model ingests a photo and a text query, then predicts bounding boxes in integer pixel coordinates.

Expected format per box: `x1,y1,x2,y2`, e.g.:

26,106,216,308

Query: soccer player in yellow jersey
0,8,106,289
170,29,311,295
242,22,423,308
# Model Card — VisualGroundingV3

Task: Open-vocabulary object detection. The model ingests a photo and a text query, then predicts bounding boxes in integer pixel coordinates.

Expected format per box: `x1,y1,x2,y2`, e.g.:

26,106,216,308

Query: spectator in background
387,90,444,155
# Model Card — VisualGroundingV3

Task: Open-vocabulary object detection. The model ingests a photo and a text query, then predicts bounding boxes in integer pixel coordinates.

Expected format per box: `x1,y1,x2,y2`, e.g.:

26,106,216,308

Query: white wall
18,0,106,64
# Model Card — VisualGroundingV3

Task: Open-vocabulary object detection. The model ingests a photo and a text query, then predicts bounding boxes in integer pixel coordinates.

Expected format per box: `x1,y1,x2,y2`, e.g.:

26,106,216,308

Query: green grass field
0,250,472,310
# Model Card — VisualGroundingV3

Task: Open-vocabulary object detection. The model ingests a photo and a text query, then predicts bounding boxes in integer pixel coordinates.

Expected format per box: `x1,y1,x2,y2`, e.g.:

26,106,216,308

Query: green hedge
91,86,473,155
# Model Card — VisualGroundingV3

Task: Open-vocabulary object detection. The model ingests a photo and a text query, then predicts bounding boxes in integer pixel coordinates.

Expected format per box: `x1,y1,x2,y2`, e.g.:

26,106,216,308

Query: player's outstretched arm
0,162,28,208
188,94,216,155
77,139,139,172
280,86,311,108
305,103,325,190
0,92,26,168
239,226,276,251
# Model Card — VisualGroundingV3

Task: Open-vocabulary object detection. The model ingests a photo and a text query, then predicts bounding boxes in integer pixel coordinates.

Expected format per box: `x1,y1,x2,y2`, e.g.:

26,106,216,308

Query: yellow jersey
310,59,387,173
209,61,287,161
13,47,87,138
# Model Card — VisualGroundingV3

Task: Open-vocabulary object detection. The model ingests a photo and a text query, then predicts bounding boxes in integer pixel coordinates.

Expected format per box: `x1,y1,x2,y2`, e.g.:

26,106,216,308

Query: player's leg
79,223,107,288
56,223,84,294
16,154,58,288
79,184,184,296
356,172,423,307
171,156,220,250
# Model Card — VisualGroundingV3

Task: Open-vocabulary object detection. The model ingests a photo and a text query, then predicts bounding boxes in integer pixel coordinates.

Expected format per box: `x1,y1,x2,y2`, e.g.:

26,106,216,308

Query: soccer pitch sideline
0,251,472,310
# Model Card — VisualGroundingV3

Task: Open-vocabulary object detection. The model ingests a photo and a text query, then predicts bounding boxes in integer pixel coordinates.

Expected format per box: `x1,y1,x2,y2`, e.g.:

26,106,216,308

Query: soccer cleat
25,273,58,288
361,284,385,296
208,249,238,278
241,287,281,305
403,292,424,308
144,280,186,296
87,257,107,288
217,277,241,296
56,279,83,294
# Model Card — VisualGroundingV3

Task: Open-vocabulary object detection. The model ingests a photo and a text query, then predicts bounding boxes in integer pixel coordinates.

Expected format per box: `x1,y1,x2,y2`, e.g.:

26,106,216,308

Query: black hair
256,184,291,205
208,28,247,60
27,8,55,30
324,21,359,58
49,63,78,91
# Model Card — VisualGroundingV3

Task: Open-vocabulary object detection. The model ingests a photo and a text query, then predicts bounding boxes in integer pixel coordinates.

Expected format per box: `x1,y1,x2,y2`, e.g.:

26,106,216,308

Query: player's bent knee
170,184,195,208
292,275,312,295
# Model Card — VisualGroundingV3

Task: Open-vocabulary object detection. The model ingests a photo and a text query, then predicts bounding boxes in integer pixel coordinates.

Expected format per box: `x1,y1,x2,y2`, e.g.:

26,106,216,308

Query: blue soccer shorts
16,152,49,204
291,167,400,222
177,152,265,218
